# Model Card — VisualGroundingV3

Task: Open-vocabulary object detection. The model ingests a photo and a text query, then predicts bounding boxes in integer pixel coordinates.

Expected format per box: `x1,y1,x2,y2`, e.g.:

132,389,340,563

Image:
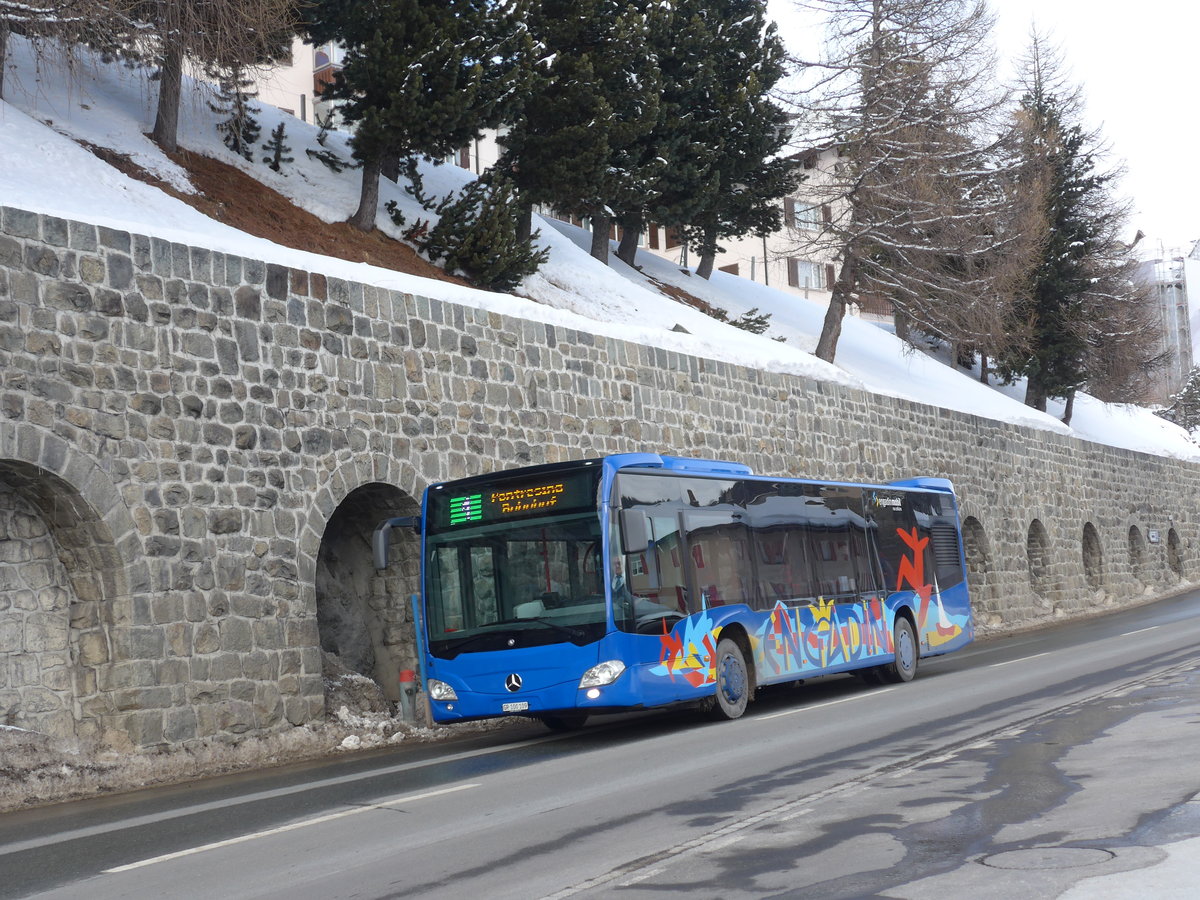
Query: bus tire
882,615,918,683
710,637,750,720
539,714,588,732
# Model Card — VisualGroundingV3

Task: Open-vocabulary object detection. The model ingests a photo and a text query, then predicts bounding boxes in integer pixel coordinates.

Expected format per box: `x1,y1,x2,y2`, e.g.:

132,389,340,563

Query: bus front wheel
710,637,750,720
882,616,918,683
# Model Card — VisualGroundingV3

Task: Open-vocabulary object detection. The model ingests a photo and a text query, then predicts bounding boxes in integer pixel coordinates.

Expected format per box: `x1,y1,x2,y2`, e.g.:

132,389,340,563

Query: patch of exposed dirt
80,140,718,314
81,141,471,286
645,272,726,322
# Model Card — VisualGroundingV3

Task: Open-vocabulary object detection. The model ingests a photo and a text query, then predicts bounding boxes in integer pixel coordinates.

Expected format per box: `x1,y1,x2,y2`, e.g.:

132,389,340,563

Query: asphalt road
4,588,1200,899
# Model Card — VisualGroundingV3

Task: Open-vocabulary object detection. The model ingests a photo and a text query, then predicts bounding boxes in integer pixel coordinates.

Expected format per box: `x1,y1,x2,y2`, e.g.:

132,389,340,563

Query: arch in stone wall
1128,525,1146,586
304,456,424,705
0,425,146,740
1167,527,1184,578
1026,519,1052,596
959,515,993,614
1081,522,1103,591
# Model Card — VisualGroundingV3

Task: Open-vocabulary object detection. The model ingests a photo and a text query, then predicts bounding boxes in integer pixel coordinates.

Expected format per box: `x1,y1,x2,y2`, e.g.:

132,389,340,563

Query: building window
787,258,826,290
795,204,822,230
784,198,823,231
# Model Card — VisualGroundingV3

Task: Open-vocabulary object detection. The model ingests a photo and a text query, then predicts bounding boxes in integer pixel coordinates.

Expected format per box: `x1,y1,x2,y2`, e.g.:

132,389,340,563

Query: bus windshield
424,465,606,658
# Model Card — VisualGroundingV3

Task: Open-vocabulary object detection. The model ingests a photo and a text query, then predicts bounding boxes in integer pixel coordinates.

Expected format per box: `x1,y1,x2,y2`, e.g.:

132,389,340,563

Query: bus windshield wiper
437,630,520,657
487,617,583,640
436,618,585,658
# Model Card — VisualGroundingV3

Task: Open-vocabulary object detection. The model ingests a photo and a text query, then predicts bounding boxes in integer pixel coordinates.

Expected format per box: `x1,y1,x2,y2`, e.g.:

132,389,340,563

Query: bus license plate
502,701,529,713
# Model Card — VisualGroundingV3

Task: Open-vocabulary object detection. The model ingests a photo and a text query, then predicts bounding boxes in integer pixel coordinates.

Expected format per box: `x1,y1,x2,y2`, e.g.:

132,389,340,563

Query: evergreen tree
304,0,526,233
729,307,772,334
209,64,260,161
1157,367,1200,435
994,33,1155,421
262,121,294,172
664,1,798,279
420,174,549,292
498,0,664,263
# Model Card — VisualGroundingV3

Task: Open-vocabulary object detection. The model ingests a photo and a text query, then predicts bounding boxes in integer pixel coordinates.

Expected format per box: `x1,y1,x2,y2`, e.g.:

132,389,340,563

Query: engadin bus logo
449,494,483,524
874,495,903,509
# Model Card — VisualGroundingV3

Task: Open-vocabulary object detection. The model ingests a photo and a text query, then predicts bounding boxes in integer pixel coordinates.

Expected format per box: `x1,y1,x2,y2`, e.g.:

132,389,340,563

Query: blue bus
375,454,973,729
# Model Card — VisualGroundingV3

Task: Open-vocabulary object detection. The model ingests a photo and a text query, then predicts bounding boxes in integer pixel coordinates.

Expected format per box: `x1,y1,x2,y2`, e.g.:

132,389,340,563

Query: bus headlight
428,679,458,701
579,660,626,688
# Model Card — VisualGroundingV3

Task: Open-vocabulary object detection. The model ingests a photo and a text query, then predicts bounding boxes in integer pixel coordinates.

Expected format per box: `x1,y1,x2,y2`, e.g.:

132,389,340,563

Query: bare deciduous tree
1,1,132,98
780,0,1020,364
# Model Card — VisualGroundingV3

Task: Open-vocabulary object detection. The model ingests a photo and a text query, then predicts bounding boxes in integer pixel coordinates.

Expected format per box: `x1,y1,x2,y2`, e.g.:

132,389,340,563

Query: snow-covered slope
2,38,1196,461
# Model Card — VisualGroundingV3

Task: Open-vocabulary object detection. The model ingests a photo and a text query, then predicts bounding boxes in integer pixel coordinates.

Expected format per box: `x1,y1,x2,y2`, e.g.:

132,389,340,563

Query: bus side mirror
373,516,420,569
619,509,649,554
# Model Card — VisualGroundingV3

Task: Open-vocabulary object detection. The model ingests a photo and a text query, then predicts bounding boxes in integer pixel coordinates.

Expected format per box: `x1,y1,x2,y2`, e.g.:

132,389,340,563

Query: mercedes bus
374,453,973,729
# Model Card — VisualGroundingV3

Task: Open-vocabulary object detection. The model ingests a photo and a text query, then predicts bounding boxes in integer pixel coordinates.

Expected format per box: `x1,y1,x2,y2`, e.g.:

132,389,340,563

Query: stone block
0,620,22,652
163,705,199,743
42,282,92,310
2,208,39,239
98,226,131,253
23,613,68,652
121,709,165,747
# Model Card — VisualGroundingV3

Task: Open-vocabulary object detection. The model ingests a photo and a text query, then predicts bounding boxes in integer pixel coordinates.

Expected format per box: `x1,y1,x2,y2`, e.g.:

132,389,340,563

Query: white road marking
757,687,896,720
0,731,567,859
1123,626,1162,636
988,651,1051,668
102,783,479,874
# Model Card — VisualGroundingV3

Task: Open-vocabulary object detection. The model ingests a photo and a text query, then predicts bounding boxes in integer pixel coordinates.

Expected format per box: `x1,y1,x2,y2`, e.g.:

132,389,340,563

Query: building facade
1138,256,1194,405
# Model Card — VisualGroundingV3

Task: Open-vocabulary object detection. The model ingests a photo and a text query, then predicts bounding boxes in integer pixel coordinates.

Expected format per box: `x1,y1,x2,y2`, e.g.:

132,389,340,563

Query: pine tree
420,175,549,292
729,308,772,334
498,0,664,263
304,0,526,233
209,64,261,160
659,1,798,279
994,33,1154,421
262,121,294,172
1157,367,1200,435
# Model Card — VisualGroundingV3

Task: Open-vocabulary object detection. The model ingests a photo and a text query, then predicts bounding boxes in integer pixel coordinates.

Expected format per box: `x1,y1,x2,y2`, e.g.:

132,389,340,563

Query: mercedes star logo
505,673,522,693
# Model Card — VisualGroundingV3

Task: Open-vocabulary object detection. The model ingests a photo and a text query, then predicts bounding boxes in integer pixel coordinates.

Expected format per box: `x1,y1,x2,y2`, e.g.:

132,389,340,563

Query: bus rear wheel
709,637,750,720
539,714,588,731
882,616,918,683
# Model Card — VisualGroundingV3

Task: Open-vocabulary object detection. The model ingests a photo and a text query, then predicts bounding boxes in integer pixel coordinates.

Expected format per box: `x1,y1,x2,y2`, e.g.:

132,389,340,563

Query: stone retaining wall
1,204,1196,748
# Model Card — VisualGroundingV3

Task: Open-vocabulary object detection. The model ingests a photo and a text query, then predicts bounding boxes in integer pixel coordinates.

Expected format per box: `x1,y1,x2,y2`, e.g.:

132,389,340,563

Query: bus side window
648,515,687,612
801,486,871,601
684,512,753,611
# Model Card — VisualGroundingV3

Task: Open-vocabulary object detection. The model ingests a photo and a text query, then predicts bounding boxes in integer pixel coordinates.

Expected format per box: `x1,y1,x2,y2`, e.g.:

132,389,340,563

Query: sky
2,34,1198,462
766,0,1200,258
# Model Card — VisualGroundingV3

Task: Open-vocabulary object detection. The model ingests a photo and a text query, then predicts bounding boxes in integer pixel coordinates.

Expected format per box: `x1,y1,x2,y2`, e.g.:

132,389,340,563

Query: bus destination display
434,467,599,530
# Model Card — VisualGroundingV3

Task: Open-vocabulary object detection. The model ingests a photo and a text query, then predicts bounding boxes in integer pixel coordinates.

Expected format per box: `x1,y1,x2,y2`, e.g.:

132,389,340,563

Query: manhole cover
981,848,1115,870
